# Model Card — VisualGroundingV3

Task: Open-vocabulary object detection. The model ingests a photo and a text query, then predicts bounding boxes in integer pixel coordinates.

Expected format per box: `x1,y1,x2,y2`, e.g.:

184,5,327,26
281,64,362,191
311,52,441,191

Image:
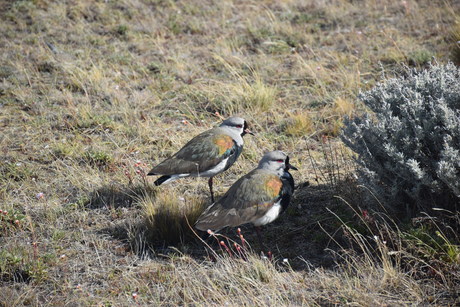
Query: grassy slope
1,0,459,305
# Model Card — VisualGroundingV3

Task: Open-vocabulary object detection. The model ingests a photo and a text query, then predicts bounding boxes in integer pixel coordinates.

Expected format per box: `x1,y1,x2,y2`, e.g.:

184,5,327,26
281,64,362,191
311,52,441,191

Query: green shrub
341,62,460,215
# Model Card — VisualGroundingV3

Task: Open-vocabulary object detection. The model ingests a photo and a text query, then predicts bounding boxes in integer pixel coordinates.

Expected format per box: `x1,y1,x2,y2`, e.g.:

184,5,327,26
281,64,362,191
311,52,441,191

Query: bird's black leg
255,226,264,247
255,226,271,256
208,177,214,203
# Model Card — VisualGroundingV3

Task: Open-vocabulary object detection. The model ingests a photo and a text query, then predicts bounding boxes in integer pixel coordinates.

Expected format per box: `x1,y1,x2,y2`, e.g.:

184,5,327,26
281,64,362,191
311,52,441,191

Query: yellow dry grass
0,0,459,305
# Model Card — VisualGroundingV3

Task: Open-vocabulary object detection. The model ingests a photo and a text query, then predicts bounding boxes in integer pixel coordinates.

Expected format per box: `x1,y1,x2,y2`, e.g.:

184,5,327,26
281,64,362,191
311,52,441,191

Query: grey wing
149,129,238,175
195,171,280,231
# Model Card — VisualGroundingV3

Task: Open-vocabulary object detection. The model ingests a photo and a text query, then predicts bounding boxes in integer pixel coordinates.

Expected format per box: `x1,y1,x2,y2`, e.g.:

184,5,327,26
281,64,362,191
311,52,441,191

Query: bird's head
258,150,298,173
220,117,254,136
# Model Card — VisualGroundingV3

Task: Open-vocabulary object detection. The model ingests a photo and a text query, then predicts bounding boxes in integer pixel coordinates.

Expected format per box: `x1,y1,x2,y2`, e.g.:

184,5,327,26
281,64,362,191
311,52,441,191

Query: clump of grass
0,208,26,236
0,244,52,284
333,97,354,118
320,97,356,136
284,112,314,137
136,250,296,305
408,49,434,66
284,97,355,138
0,162,33,182
52,141,83,159
403,211,460,267
83,149,113,168
167,14,185,35
323,211,454,306
305,137,355,189
0,248,33,284
329,189,460,296
240,74,277,111
450,20,460,65
243,8,305,54
69,111,116,132
141,188,206,246
0,208,50,285
115,24,128,36
209,56,277,113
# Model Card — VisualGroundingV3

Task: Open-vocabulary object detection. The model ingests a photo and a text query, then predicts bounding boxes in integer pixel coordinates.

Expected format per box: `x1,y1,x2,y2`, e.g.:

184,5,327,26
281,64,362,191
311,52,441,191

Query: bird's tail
153,175,172,186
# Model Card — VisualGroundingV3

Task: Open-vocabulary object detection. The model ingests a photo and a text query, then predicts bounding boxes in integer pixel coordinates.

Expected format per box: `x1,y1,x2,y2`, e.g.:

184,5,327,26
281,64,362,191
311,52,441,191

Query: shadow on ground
87,178,366,271
85,183,157,209
204,180,359,270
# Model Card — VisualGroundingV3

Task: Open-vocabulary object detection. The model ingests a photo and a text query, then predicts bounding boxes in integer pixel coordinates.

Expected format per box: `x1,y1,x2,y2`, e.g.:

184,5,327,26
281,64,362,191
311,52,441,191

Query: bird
194,150,297,243
147,117,253,202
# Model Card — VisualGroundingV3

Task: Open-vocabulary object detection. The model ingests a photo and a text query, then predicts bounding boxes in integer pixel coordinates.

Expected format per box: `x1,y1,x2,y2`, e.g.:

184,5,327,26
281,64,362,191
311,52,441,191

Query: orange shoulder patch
213,135,234,156
265,176,282,198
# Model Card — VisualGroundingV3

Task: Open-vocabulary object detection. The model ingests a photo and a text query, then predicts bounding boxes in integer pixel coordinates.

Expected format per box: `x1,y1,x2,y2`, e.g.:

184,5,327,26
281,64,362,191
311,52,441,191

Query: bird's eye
235,124,243,128
276,159,284,163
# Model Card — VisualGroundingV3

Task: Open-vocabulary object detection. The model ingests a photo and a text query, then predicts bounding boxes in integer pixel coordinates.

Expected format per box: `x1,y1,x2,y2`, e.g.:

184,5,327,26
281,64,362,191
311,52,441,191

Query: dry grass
450,17,460,65
1,0,459,305
141,187,206,246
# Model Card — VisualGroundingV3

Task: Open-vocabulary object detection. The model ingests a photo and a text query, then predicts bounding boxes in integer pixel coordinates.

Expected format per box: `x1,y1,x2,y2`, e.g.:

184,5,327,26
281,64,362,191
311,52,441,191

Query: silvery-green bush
341,63,460,214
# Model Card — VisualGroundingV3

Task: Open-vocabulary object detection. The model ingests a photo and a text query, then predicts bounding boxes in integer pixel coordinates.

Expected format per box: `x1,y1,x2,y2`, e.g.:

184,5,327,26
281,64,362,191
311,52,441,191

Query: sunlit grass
141,187,206,245
0,0,458,305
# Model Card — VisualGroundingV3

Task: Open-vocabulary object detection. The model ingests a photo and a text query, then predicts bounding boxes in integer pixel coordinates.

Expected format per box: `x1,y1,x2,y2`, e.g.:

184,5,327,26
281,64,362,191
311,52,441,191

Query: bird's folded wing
150,130,237,175
195,171,282,230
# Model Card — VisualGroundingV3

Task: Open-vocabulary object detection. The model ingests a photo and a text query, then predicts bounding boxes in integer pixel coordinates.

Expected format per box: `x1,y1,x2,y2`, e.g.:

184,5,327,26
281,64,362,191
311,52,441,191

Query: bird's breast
252,200,282,226
198,157,230,177
265,176,282,198
213,135,235,156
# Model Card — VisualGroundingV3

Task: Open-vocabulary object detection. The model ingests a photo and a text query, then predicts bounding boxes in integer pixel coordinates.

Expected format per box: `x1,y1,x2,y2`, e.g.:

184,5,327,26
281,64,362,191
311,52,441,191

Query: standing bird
148,117,253,202
195,151,297,242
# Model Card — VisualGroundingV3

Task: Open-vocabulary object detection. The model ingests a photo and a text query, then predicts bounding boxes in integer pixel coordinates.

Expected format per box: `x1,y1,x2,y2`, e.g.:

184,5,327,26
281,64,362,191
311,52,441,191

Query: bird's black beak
244,128,255,136
285,156,298,170
242,121,255,136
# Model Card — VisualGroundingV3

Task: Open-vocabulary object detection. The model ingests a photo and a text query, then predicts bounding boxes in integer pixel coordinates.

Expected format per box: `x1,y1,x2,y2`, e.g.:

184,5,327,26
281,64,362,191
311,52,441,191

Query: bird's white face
258,151,298,174
220,117,252,136
265,158,287,174
227,121,245,135
258,151,287,173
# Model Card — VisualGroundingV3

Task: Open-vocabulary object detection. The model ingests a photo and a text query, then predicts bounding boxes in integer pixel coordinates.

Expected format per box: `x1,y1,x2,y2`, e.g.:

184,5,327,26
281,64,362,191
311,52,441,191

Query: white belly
198,157,229,177
160,173,190,184
161,157,229,183
252,201,282,226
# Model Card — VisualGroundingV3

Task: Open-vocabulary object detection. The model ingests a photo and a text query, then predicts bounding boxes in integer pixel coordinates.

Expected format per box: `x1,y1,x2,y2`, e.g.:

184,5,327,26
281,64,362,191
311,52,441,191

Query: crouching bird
147,117,253,202
195,151,297,244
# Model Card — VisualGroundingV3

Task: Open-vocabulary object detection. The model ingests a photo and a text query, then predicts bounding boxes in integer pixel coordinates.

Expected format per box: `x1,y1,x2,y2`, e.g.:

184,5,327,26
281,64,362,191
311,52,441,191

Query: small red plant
121,160,148,185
